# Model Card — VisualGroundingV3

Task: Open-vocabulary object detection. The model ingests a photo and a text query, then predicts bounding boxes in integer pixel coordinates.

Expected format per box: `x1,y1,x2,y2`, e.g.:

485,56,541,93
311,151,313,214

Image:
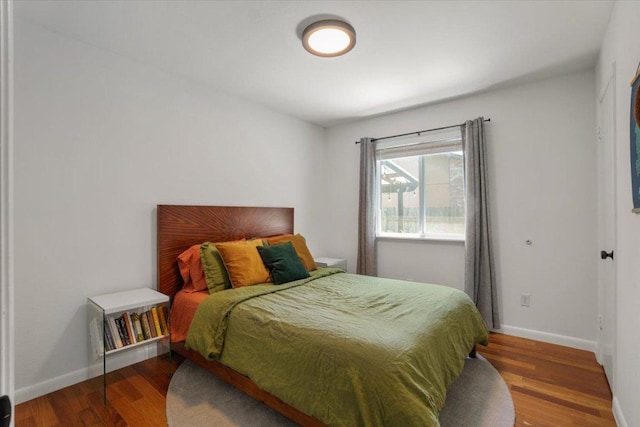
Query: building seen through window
378,150,464,239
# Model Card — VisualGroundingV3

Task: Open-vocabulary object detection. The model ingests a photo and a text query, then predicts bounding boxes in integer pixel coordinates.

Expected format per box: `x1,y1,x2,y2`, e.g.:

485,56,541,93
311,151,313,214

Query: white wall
13,20,326,402
596,2,640,426
326,70,598,349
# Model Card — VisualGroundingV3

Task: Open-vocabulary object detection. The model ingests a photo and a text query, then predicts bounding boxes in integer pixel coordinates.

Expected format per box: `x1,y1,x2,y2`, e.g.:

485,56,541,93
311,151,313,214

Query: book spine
145,311,157,338
120,316,130,346
157,305,169,336
151,307,163,337
103,320,115,351
123,312,136,344
132,313,145,342
108,317,123,348
115,316,130,346
140,311,152,340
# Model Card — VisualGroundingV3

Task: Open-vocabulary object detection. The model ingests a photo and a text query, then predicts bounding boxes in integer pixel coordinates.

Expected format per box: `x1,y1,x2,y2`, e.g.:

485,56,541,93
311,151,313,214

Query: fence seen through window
378,151,465,238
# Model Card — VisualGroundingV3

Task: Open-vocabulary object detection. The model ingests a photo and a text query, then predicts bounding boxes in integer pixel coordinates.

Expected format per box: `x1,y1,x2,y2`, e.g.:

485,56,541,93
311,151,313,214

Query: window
376,130,465,240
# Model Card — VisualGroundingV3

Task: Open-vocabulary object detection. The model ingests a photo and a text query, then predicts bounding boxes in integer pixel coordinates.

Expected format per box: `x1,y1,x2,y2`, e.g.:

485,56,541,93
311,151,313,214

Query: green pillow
200,242,231,293
257,242,310,285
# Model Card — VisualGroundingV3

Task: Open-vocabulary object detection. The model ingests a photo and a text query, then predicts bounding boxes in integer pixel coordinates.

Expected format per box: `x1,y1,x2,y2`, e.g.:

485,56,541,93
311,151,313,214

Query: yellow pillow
266,234,317,271
215,240,271,288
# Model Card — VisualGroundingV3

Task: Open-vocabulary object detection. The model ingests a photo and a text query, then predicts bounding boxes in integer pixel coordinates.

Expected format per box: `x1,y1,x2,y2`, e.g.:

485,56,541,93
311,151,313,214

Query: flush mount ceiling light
302,19,356,57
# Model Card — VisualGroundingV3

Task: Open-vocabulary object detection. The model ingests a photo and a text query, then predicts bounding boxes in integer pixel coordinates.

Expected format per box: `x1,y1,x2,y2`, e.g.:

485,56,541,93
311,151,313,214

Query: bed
157,205,489,427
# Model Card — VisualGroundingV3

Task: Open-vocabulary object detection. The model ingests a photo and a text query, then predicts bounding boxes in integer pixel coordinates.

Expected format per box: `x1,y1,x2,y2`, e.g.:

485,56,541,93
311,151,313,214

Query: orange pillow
266,234,317,271
177,244,208,292
215,240,271,288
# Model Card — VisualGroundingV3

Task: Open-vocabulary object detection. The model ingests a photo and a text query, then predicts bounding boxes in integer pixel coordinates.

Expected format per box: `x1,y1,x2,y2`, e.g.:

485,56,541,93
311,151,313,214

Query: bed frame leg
469,346,477,358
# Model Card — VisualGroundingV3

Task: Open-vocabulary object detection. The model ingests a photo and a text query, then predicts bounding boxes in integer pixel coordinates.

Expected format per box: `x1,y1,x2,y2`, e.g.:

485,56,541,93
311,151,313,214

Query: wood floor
15,333,616,426
478,333,615,426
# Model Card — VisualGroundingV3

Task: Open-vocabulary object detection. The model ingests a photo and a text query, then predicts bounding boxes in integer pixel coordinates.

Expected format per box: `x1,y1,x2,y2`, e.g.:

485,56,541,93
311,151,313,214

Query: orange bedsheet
170,289,209,342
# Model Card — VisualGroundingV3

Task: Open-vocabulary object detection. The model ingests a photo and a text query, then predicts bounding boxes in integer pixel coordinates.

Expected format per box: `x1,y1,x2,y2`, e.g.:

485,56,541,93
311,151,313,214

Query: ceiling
14,1,614,127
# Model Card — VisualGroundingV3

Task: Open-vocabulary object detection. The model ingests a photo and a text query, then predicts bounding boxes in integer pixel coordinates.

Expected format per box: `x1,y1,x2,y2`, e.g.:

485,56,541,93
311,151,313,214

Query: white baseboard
613,396,627,427
595,340,603,365
496,324,596,353
15,343,165,404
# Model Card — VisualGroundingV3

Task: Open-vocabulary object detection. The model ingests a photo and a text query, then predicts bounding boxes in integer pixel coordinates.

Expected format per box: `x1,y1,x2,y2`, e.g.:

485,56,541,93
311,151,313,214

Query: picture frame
630,62,640,213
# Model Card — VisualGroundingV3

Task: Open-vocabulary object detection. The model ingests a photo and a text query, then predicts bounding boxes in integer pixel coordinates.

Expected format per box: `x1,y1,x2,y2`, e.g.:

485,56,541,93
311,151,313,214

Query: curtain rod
354,118,491,144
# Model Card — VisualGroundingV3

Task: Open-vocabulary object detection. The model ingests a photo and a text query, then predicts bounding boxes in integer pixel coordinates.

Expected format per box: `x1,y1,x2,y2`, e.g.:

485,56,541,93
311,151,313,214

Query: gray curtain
357,137,377,276
463,118,500,329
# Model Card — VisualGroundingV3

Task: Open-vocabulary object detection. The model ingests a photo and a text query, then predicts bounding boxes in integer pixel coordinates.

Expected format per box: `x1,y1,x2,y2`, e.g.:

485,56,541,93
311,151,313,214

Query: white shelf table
315,257,347,271
88,287,170,403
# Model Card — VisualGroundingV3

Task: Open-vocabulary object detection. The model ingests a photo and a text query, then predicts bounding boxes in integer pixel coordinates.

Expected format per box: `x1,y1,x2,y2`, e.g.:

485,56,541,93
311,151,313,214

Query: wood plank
125,371,169,426
15,416,37,427
107,395,152,427
28,396,59,427
76,407,106,427
46,388,85,427
14,399,34,422
85,389,128,427
511,388,615,427
501,371,613,413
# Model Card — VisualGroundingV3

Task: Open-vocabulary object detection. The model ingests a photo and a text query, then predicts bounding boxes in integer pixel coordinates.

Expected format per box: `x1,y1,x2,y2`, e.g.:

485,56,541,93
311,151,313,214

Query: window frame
375,130,465,242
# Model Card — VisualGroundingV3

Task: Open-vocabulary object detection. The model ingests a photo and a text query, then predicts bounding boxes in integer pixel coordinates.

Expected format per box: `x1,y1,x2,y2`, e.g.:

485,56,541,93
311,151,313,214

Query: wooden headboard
157,205,294,299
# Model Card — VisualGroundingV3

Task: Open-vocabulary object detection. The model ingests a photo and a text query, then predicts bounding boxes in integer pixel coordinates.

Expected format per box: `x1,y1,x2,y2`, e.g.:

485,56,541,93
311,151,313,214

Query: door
597,63,616,389
0,0,13,424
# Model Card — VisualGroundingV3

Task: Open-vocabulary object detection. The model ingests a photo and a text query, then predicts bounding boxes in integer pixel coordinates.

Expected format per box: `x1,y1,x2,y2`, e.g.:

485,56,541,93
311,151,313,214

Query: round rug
166,355,514,427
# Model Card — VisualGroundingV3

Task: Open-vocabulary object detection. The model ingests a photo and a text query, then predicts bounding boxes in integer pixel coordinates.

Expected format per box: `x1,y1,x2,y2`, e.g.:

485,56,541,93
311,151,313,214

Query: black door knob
600,250,614,260
0,395,10,427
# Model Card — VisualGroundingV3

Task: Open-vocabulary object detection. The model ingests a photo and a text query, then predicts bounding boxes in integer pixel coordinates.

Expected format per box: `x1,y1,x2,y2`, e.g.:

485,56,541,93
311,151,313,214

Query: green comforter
186,269,489,426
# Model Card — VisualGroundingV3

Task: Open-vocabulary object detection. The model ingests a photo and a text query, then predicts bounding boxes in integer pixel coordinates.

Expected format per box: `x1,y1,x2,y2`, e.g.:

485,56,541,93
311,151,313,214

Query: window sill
376,234,465,244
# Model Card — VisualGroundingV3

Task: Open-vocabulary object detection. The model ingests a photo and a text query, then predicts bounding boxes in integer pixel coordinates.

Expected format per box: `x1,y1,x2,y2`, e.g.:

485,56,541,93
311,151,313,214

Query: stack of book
98,305,169,352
